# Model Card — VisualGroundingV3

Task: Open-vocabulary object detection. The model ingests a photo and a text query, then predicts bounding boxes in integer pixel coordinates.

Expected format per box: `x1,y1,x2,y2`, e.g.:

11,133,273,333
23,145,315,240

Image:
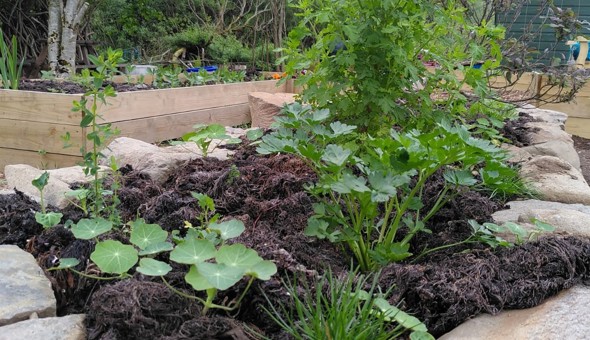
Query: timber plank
0,119,84,155
0,90,81,124
566,117,590,139
0,148,81,171
108,104,251,144
542,95,590,119
100,80,285,123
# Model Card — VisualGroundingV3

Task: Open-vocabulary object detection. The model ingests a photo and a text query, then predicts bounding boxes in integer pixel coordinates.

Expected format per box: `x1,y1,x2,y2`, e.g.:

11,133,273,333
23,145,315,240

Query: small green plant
264,269,434,340
51,193,277,315
63,48,123,217
181,124,241,157
258,103,521,271
31,172,63,229
0,30,24,90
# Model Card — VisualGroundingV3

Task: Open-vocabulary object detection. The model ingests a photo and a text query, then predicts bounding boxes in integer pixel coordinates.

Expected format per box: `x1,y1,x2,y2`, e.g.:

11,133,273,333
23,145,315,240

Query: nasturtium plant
136,258,172,276
71,218,113,240
90,240,138,275
31,171,63,229
169,238,216,265
129,218,168,249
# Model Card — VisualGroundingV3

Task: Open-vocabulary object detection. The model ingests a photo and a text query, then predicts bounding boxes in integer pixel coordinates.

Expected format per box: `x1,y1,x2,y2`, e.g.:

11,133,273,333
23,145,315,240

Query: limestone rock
501,144,532,164
101,137,234,184
439,285,590,340
525,121,573,144
0,245,56,326
493,199,590,224
522,140,581,171
0,314,86,340
248,92,297,128
520,155,590,205
4,165,70,209
517,105,569,126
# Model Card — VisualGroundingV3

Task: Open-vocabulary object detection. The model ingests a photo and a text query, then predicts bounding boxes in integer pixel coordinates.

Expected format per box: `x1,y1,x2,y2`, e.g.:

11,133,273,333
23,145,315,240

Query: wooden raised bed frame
0,80,293,170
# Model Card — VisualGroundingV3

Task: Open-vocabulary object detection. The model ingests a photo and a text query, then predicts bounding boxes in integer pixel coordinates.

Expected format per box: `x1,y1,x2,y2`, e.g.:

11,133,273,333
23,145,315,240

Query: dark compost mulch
2,131,590,339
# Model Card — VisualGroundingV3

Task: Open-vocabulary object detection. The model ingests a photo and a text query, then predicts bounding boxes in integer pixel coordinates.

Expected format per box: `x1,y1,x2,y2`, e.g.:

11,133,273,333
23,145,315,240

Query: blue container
186,65,219,73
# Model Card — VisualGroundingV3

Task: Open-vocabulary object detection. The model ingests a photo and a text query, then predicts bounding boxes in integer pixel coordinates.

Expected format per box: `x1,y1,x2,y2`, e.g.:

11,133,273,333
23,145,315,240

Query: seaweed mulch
2,129,590,338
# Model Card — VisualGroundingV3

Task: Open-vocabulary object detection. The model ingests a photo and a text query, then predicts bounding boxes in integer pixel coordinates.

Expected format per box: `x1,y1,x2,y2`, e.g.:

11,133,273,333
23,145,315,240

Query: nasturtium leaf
197,262,243,290
373,298,428,332
185,264,213,291
409,331,435,340
209,220,245,240
138,241,174,256
483,222,505,233
246,128,264,141
245,260,277,280
136,258,172,276
216,244,261,270
31,171,49,191
35,212,63,229
71,218,113,240
169,238,216,264
90,240,138,274
129,219,168,249
321,144,351,167
55,257,80,269
504,221,528,239
533,219,556,232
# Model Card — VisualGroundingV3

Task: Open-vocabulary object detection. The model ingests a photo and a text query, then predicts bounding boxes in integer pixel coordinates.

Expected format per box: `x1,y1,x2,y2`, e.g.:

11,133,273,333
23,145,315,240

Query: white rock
4,165,71,209
517,209,590,236
439,285,590,340
101,137,234,184
501,144,532,164
493,199,590,224
520,156,590,205
0,245,56,327
522,140,581,171
517,105,569,126
0,314,86,340
248,92,297,128
525,121,573,144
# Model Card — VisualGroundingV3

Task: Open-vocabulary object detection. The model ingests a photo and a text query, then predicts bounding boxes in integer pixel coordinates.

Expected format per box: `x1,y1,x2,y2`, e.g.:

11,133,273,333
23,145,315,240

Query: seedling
181,124,241,157
31,172,63,229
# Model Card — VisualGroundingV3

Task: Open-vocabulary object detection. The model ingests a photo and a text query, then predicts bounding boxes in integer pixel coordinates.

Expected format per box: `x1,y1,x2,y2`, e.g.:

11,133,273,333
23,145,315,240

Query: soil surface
2,125,590,339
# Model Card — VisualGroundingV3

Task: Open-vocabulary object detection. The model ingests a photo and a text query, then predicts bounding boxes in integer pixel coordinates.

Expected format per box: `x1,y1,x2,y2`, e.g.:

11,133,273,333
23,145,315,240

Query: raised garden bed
0,79,293,170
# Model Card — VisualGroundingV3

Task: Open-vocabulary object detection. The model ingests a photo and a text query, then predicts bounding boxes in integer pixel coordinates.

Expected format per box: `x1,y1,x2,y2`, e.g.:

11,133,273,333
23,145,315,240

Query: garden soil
2,123,590,338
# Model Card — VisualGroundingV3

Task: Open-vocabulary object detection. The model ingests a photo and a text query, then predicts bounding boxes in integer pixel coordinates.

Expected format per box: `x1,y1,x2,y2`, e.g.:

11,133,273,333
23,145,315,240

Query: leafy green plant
31,172,63,229
51,193,276,315
63,48,123,217
279,0,504,132
258,103,521,271
263,269,434,340
0,29,24,90
181,124,241,157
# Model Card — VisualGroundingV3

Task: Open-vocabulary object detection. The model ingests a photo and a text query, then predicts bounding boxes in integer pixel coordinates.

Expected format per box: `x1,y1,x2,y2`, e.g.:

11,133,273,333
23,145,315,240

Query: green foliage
63,48,124,218
31,172,63,229
263,269,434,340
280,0,504,131
258,103,520,271
0,29,24,90
181,124,241,157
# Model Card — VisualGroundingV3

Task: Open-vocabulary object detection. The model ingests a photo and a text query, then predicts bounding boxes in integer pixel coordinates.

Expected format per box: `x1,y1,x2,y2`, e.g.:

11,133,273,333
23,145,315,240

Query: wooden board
0,90,82,124
99,80,286,123
109,104,251,143
0,119,84,155
0,148,81,171
566,117,590,139
541,95,590,119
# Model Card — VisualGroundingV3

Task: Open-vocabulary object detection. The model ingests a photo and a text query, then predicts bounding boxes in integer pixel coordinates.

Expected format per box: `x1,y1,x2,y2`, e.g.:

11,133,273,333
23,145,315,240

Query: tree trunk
47,0,88,77
47,0,62,74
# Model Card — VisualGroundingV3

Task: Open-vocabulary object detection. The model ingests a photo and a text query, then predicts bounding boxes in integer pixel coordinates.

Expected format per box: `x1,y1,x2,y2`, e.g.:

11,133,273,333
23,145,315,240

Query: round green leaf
90,240,138,274
185,264,213,291
209,220,245,240
197,262,243,290
169,238,216,265
216,244,261,270
246,260,277,280
55,257,80,269
138,241,174,256
129,219,168,249
35,212,63,229
71,218,113,240
136,258,172,276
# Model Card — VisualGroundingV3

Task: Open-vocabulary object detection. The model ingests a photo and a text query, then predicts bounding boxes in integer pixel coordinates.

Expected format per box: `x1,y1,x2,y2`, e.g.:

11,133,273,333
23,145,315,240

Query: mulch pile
2,133,590,339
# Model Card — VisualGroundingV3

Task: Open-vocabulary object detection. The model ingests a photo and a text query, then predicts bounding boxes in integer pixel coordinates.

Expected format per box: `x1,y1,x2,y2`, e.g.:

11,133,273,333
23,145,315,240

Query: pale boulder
248,92,297,128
